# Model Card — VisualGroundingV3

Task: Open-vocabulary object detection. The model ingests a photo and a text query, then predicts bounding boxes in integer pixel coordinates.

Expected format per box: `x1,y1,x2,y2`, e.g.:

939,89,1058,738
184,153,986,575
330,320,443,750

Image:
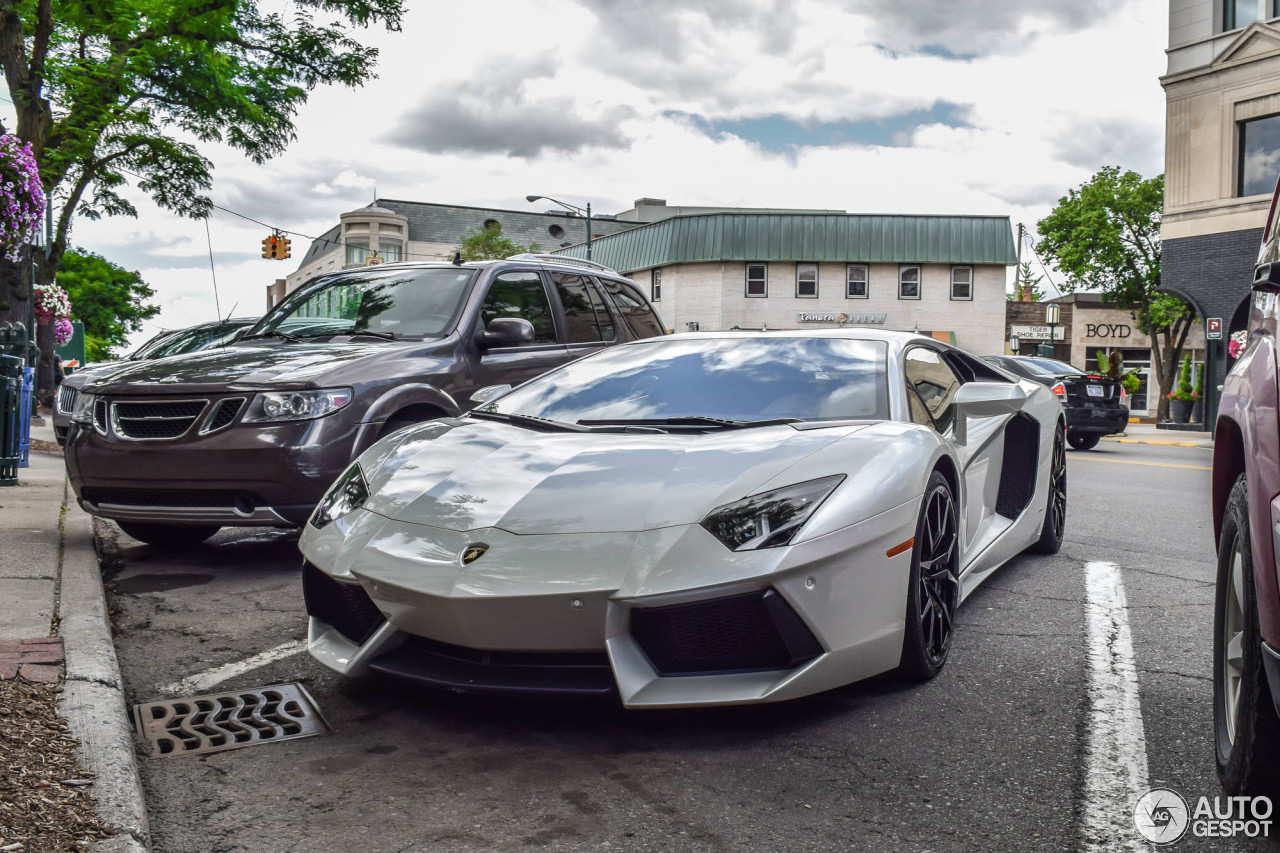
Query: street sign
1207,317,1223,340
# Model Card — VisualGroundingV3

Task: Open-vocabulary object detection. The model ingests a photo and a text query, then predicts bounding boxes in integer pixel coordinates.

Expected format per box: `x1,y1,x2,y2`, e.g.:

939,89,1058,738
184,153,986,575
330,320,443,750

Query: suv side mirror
479,317,535,348
951,381,1027,445
228,327,250,343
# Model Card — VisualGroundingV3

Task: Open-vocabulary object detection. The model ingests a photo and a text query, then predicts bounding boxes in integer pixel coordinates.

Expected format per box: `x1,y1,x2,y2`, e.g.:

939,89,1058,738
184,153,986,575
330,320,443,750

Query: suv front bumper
66,414,362,527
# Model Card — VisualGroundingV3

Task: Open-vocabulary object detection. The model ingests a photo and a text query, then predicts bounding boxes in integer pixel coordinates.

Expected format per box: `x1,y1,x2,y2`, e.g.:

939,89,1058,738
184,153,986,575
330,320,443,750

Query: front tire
1067,431,1100,451
897,471,960,681
1030,425,1067,555
115,521,220,549
1214,474,1280,796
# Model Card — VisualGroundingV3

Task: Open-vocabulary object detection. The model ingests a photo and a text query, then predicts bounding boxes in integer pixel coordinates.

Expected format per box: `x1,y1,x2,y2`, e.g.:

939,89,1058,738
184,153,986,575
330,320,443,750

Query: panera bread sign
797,312,887,324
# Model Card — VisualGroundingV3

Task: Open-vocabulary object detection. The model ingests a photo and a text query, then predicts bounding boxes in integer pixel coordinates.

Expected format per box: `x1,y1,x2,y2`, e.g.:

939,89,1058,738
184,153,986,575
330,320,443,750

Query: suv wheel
1066,431,1100,451
1214,474,1280,796
115,521,220,549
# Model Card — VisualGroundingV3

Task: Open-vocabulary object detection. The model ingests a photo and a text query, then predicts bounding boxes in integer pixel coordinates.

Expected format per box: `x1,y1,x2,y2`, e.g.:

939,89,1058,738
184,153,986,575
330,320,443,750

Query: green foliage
456,223,539,261
1122,372,1141,393
1007,261,1046,301
1194,362,1204,398
57,249,159,360
0,0,406,282
1169,354,1198,401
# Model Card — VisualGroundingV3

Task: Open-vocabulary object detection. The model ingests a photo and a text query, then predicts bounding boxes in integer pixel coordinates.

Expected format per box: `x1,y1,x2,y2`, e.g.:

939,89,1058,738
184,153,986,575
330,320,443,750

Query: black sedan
982,355,1128,450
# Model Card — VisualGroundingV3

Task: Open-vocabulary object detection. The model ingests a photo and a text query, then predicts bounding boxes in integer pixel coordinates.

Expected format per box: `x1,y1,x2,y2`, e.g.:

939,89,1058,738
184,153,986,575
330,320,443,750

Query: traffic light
279,236,291,259
261,233,290,260
261,235,276,259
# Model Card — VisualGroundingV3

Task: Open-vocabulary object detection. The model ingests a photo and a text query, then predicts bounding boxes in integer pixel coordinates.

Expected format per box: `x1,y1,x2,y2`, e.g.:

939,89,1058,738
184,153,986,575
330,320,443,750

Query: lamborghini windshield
484,336,890,424
251,267,477,340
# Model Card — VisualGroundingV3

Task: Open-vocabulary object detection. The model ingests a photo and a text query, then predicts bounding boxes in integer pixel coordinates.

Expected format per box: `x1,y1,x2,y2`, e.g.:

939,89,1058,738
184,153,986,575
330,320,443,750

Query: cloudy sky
12,0,1169,347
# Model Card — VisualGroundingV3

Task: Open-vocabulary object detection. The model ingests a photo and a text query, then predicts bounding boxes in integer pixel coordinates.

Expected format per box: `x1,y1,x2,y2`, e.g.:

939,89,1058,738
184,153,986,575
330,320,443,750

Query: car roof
634,328,952,355
328,257,632,280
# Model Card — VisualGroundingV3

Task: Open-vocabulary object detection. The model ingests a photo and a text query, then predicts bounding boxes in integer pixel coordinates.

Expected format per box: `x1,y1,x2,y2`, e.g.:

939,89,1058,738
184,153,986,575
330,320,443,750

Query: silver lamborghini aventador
299,330,1066,708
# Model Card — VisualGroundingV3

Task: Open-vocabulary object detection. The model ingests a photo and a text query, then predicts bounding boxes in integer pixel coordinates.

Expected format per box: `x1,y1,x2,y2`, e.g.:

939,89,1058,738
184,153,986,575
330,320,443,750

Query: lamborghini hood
361,419,870,535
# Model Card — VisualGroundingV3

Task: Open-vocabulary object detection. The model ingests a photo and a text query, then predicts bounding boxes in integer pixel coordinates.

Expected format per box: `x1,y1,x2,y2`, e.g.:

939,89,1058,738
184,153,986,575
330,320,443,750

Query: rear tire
1066,431,1100,451
1030,425,1067,555
1214,474,1280,797
897,471,959,681
115,522,220,549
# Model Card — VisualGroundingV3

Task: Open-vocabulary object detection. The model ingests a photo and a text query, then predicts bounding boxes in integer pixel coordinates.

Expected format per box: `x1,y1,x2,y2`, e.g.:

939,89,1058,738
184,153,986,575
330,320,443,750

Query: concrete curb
1103,436,1212,448
56,484,151,852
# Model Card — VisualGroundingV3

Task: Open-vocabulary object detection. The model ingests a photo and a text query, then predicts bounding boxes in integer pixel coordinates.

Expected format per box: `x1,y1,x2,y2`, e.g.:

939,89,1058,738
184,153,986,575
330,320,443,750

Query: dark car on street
65,256,665,546
1212,175,1280,798
982,354,1127,450
53,317,259,445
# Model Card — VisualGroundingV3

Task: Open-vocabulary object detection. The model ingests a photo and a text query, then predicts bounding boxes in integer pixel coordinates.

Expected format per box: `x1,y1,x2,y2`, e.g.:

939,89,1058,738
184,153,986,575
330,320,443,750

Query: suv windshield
254,267,476,339
484,337,889,424
137,325,241,359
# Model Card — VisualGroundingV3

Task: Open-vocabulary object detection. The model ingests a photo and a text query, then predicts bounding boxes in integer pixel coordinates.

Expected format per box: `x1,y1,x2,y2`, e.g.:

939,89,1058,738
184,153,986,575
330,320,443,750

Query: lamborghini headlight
700,475,845,551
71,392,96,424
310,464,369,528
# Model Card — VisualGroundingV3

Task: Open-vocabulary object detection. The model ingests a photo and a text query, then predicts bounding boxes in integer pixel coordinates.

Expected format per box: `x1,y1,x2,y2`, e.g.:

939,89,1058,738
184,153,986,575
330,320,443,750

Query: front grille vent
82,487,263,508
201,397,245,434
302,562,385,645
57,384,77,414
92,399,107,434
112,399,207,440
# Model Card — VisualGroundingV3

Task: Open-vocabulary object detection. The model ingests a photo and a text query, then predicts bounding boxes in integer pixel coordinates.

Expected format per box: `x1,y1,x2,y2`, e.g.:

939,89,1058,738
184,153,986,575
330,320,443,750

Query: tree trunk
35,316,52,404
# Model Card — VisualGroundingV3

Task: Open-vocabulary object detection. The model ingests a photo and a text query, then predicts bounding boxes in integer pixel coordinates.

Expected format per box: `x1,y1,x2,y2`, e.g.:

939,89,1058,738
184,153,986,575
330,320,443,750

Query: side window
600,279,664,339
846,264,868,298
553,273,615,344
903,347,962,434
796,263,818,298
746,263,767,297
481,272,557,345
899,265,921,300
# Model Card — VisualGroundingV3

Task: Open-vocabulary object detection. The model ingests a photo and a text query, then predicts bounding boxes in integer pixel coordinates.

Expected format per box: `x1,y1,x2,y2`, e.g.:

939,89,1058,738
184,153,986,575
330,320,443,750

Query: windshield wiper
468,410,590,432
242,330,302,343
575,416,803,431
345,330,396,340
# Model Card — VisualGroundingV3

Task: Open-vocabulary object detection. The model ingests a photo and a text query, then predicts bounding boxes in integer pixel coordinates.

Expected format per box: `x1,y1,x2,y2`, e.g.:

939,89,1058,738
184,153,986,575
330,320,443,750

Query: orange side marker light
886,538,915,558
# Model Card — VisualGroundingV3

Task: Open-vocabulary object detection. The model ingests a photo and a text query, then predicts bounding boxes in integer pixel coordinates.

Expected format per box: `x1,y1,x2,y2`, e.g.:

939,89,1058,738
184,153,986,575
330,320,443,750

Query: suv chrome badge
461,544,488,565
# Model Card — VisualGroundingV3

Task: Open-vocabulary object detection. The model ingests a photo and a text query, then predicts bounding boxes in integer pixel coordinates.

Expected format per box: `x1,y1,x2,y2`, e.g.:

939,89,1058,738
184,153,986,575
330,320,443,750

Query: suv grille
57,384,77,414
202,398,245,434
82,487,263,509
112,399,207,440
93,399,107,433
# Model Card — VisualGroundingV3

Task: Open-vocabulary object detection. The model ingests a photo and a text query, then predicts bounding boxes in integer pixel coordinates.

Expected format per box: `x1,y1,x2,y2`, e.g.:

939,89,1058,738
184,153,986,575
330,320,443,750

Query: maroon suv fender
350,383,462,460
1216,330,1280,645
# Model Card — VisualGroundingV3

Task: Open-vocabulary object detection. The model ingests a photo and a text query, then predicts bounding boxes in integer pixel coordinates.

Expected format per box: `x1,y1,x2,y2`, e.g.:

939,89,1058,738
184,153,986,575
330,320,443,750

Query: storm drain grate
133,682,330,758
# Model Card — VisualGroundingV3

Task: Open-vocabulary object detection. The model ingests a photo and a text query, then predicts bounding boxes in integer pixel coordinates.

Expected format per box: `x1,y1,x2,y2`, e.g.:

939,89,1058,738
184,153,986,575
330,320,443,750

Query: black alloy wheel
898,471,960,680
1031,425,1067,554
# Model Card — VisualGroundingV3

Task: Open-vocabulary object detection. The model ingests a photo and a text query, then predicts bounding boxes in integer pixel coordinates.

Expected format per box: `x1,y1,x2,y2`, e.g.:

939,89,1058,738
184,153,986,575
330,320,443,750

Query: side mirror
470,384,512,405
951,381,1027,445
479,317,535,349
1254,263,1280,293
228,328,250,343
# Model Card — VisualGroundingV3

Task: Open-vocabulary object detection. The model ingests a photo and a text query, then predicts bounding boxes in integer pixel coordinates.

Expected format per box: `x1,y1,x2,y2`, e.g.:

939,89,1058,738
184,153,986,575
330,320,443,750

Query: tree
0,0,405,390
57,249,158,360
1007,261,1045,301
456,222,539,261
1035,167,1195,422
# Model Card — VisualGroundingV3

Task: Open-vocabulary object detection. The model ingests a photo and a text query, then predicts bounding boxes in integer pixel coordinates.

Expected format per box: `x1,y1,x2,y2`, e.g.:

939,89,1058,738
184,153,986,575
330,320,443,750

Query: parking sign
1207,317,1223,340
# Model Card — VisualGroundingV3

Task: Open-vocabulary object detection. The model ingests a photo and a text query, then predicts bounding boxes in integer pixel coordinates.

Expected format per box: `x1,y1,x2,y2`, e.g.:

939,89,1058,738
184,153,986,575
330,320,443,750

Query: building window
345,238,369,266
950,266,972,300
846,264,868,298
377,241,402,263
899,265,921,300
1225,0,1261,30
652,268,662,301
796,263,818,298
746,263,768,297
1239,113,1280,196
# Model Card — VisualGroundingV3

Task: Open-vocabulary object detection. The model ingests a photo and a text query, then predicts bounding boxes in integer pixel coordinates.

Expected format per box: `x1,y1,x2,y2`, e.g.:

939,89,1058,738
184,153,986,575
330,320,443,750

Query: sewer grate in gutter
133,682,330,757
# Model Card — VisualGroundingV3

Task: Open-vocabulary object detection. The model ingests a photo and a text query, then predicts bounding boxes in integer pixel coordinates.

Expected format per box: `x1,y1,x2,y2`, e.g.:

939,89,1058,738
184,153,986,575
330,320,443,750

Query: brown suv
65,256,665,546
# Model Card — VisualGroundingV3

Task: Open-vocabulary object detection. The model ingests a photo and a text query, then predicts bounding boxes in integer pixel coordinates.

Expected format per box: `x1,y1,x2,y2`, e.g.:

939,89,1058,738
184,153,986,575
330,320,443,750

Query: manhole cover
133,682,330,758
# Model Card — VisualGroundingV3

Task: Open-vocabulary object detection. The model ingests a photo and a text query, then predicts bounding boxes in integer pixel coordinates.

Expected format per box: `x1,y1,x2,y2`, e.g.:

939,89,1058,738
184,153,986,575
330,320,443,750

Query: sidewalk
0,419,150,852
1102,422,1213,449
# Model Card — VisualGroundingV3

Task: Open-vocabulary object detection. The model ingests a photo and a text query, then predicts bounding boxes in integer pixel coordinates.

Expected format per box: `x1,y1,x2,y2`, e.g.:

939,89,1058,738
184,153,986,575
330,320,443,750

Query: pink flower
53,317,73,346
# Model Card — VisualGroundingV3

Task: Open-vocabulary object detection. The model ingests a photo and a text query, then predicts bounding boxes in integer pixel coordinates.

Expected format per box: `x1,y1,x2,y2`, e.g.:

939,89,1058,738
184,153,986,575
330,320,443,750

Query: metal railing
1,355,21,485
506,253,619,276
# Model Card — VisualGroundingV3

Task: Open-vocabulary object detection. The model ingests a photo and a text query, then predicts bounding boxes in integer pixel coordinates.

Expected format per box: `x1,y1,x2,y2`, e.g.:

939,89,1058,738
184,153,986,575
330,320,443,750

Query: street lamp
526,195,592,259
1038,303,1061,358
1009,334,1021,354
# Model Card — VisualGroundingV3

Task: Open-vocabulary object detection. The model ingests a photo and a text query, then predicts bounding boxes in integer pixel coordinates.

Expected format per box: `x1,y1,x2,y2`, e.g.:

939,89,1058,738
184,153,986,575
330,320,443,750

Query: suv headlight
701,475,845,551
311,464,369,528
71,392,96,424
242,388,353,423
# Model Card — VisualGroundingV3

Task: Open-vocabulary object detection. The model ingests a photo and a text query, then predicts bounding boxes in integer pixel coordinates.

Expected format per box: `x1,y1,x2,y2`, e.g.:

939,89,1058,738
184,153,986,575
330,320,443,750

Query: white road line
162,639,308,697
1082,560,1150,852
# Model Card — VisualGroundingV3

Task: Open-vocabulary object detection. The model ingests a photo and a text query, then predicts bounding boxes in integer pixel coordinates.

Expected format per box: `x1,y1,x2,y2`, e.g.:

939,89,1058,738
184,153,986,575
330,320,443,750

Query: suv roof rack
506,253,618,275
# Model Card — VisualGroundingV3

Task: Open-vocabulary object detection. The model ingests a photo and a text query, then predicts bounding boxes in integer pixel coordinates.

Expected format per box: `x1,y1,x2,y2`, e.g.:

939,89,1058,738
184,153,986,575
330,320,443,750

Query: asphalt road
100,438,1259,853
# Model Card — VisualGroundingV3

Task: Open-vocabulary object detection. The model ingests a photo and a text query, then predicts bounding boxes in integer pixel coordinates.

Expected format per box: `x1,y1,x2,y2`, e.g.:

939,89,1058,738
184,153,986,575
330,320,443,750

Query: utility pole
1015,223,1025,301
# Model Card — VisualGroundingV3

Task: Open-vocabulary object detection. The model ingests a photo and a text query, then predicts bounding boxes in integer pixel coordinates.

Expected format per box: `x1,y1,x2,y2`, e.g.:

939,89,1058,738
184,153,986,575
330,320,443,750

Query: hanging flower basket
0,134,44,262
53,316,73,346
34,281,71,323
1229,329,1249,359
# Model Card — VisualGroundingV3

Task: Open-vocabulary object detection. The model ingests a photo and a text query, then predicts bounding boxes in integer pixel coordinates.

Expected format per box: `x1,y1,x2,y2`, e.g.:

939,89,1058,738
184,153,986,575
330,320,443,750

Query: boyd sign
1085,323,1132,339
